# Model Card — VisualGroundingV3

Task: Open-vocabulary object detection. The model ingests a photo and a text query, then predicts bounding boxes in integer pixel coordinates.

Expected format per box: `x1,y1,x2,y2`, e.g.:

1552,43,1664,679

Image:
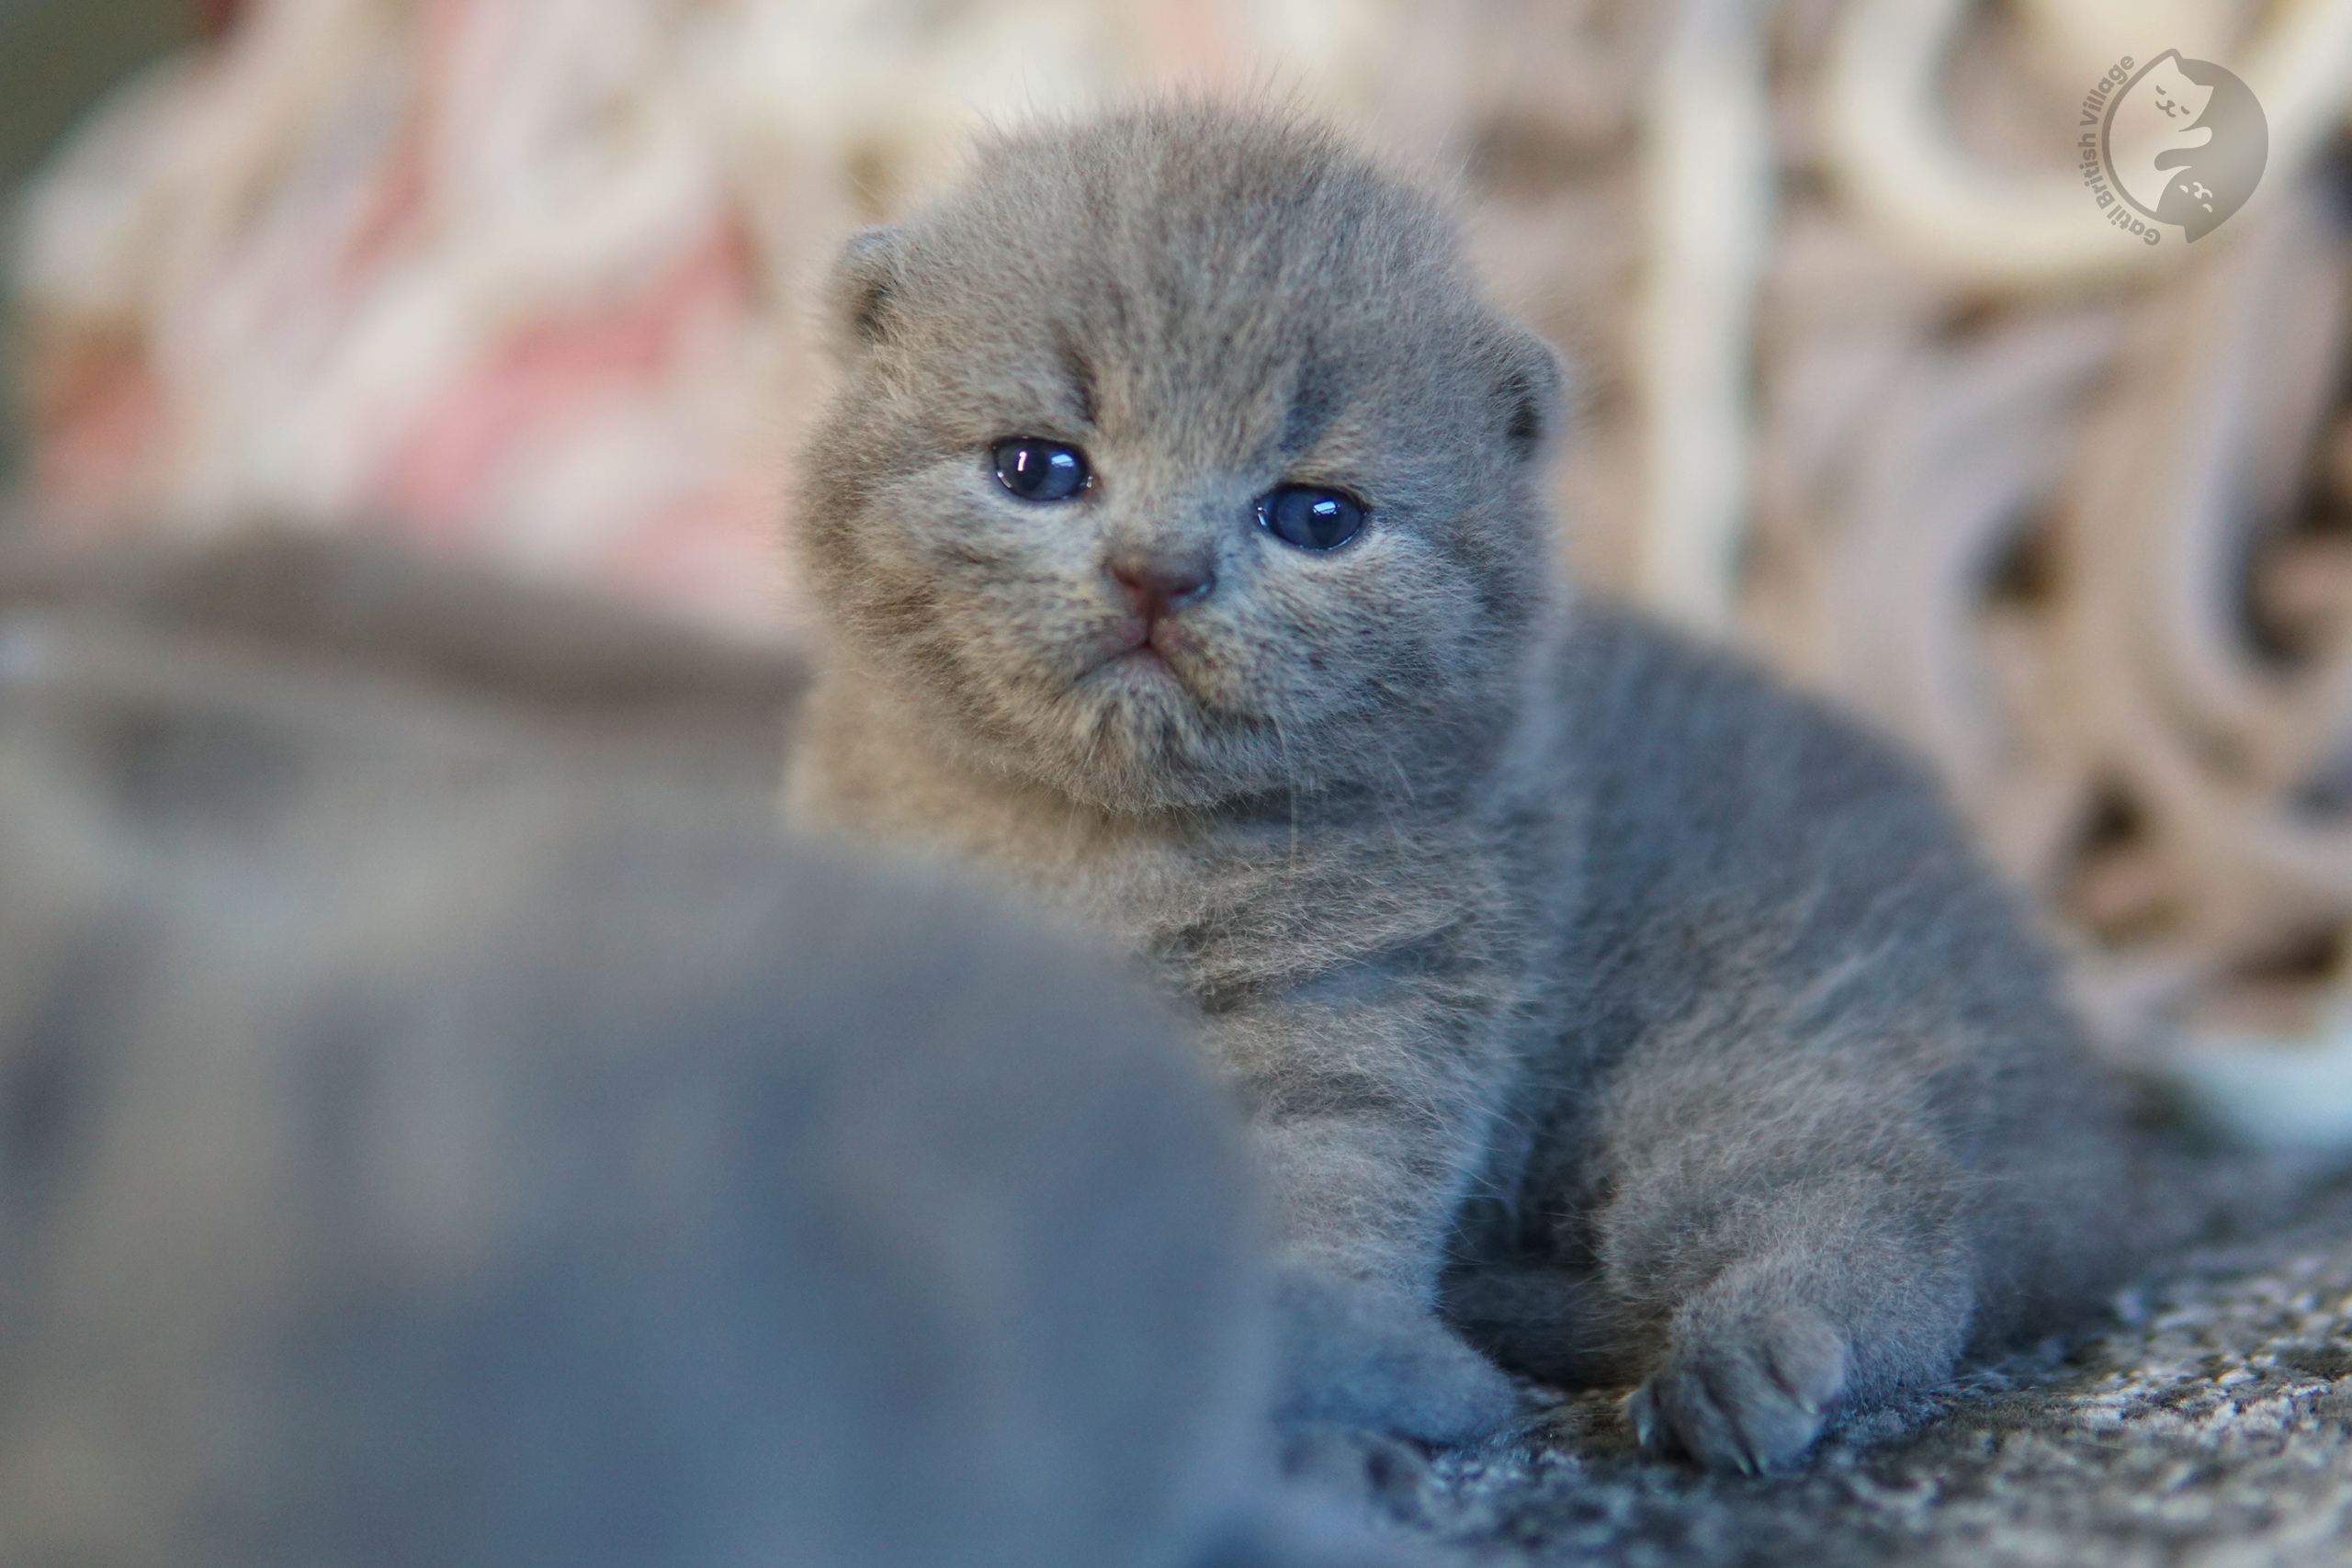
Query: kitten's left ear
1486,323,1567,464
825,227,904,357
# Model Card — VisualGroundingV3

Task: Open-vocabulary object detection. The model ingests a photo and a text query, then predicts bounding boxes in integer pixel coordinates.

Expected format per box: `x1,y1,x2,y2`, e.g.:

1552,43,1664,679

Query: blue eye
1256,485,1366,551
993,438,1090,502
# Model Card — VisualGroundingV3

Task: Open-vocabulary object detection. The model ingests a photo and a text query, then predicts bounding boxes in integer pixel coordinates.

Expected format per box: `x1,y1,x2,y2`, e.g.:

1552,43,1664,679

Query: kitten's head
796,104,1566,814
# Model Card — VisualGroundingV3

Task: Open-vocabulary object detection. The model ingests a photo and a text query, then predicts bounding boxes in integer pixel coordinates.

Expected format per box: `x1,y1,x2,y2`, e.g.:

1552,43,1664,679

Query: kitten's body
787,106,2173,1471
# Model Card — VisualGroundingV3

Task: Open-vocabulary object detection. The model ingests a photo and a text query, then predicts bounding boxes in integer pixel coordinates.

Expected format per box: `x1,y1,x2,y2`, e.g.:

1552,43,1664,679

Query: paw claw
1623,1384,1659,1449
1630,1308,1850,1473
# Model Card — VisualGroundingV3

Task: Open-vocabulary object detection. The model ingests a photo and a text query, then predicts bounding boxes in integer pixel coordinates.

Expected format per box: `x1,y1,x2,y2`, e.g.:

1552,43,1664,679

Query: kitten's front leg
1206,1000,1523,1446
1614,1207,1972,1473
1587,1040,1980,1473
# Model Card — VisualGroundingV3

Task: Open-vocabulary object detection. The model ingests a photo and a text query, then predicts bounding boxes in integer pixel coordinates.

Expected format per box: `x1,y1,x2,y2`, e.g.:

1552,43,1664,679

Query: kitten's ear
1487,324,1567,465
825,227,903,357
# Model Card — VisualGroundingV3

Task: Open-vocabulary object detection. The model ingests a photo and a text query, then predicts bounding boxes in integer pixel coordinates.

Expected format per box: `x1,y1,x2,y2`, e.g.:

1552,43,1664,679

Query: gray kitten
0,539,1430,1568
784,104,2206,1472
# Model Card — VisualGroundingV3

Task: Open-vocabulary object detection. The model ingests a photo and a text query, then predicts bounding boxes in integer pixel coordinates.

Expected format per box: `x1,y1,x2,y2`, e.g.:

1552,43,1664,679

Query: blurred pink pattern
16,0,800,636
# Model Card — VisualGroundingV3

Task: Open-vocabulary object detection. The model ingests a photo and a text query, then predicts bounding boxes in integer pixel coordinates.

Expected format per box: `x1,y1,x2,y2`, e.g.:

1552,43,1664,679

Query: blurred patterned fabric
9,0,2352,1069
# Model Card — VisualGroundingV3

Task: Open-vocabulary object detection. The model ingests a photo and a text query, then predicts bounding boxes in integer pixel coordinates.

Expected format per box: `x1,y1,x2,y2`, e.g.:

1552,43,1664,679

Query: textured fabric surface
1376,1191,2352,1566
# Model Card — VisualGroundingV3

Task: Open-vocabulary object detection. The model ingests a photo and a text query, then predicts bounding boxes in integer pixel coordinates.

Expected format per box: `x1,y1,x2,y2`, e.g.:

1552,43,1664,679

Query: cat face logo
2088,51,2267,243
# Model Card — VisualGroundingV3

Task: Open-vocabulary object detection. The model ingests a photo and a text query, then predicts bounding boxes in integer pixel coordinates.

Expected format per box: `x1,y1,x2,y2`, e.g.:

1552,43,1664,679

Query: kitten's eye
1256,485,1366,551
992,438,1090,502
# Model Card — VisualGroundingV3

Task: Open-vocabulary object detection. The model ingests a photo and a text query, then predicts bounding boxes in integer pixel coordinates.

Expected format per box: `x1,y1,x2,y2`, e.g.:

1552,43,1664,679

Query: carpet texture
1378,1193,2352,1566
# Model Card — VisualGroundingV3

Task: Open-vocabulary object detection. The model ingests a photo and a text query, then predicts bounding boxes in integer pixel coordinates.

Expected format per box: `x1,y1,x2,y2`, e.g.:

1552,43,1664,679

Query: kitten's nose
1109,552,1216,621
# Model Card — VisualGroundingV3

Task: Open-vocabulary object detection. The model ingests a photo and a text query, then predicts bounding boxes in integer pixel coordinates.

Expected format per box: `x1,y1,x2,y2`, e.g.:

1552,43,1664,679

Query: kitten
784,102,2204,1472
0,538,1423,1568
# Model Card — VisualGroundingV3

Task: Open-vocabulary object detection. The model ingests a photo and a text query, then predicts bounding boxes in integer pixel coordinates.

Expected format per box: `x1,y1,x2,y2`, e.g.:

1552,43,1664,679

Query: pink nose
1110,555,1216,622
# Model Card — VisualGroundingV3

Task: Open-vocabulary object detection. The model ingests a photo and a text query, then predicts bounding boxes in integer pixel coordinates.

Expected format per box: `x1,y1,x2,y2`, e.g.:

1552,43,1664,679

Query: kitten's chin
986,664,1261,815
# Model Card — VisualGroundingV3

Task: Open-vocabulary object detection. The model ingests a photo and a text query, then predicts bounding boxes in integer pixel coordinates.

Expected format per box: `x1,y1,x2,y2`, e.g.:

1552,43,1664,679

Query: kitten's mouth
1083,620,1194,691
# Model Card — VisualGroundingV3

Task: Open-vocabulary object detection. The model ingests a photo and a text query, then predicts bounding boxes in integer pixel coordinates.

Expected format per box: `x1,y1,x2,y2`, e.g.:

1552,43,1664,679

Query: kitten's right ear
826,227,903,356
1487,322,1568,465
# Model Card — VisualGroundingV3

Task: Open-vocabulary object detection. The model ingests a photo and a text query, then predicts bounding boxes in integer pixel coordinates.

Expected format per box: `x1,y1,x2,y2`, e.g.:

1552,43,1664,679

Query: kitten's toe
1625,1308,1848,1474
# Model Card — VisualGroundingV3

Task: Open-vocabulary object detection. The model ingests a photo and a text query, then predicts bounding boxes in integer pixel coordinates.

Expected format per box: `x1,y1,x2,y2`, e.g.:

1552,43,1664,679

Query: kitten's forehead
898,107,1477,445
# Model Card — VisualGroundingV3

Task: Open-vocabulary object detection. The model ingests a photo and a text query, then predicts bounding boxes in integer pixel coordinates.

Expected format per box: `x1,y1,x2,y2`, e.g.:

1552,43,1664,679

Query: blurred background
6,0,2352,1071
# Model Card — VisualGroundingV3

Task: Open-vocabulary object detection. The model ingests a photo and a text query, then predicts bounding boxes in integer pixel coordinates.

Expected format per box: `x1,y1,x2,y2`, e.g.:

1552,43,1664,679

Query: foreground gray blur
0,535,1424,1568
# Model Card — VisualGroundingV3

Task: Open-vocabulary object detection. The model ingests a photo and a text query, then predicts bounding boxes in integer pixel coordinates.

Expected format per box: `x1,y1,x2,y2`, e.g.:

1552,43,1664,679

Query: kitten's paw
1271,1269,1521,1445
1624,1308,1847,1474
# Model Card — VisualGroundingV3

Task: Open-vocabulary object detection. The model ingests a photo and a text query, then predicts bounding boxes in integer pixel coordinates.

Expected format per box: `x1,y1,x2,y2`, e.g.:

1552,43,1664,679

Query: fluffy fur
0,538,1423,1568
785,103,2209,1472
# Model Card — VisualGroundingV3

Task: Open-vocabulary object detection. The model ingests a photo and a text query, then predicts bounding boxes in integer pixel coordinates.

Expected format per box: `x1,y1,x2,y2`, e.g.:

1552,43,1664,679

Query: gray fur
0,539,1435,1568
785,102,2199,1471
